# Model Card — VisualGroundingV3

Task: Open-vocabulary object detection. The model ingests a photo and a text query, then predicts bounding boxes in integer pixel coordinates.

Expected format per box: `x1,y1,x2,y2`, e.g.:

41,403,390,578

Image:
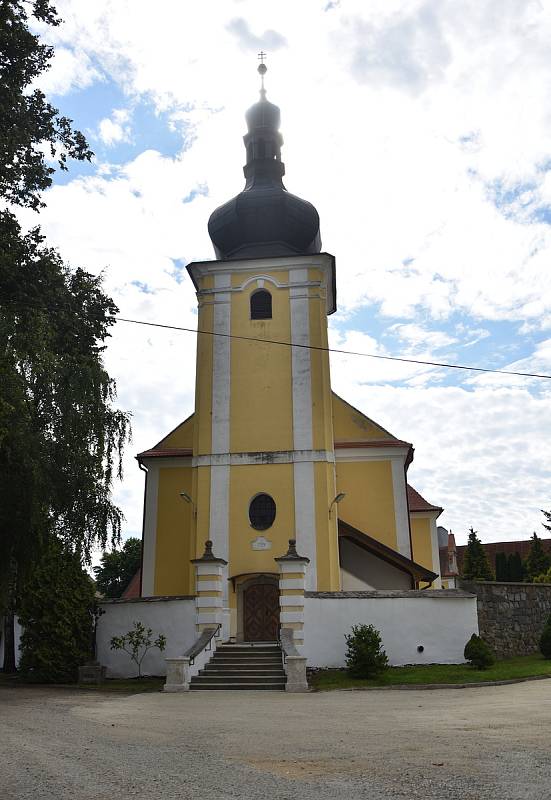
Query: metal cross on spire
257,51,267,98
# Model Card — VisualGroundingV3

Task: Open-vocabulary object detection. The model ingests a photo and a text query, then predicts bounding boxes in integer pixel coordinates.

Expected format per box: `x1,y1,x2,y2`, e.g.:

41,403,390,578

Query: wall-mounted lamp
328,492,346,517
180,491,197,518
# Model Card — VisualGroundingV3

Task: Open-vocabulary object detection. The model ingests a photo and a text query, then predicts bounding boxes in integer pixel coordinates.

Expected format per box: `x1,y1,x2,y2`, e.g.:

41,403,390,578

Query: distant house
121,569,141,599
437,526,459,588
456,538,551,574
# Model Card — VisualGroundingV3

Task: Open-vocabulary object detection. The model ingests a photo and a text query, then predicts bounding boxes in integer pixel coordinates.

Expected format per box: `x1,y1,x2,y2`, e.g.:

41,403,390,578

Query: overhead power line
2,298,549,381
115,316,551,382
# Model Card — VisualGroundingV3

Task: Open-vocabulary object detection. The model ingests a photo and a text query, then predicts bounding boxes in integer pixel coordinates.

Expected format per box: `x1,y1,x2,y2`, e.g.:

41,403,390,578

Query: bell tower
186,59,339,636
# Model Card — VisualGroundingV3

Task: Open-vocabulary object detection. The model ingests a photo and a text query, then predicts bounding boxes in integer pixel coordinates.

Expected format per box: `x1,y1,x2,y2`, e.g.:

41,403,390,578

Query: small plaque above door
251,535,272,551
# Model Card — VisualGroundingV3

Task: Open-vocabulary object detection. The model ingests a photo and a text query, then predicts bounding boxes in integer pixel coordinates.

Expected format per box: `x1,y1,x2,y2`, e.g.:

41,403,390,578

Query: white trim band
193,449,334,467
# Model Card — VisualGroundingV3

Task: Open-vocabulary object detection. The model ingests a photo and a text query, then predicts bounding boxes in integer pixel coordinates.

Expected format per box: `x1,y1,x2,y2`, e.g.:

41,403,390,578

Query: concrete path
2,681,551,799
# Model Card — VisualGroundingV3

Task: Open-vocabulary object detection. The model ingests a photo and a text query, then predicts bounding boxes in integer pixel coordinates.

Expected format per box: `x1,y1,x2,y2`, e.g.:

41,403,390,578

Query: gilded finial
257,51,267,99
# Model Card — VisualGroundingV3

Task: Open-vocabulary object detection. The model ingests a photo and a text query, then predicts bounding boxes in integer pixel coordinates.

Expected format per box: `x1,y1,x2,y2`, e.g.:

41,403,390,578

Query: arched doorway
237,575,280,642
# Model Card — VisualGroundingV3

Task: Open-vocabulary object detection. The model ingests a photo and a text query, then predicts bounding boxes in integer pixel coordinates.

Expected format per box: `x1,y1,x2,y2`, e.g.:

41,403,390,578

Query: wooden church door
243,583,280,641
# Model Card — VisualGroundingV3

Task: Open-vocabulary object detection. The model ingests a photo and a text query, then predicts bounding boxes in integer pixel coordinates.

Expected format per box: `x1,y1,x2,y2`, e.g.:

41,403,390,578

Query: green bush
540,615,551,659
464,634,496,669
534,568,551,584
345,623,389,678
18,538,96,683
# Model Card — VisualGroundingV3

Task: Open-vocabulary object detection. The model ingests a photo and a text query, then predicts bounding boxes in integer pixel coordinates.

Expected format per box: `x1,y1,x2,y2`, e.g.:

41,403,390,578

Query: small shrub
540,615,551,659
345,623,388,678
464,634,495,669
534,568,551,584
110,621,167,677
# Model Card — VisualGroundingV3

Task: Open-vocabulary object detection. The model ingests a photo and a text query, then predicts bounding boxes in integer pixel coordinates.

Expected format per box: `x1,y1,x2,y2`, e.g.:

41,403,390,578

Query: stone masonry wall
460,581,551,658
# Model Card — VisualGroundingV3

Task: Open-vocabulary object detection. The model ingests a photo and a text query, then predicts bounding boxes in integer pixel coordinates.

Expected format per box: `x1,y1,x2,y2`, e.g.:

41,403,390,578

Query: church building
136,63,446,646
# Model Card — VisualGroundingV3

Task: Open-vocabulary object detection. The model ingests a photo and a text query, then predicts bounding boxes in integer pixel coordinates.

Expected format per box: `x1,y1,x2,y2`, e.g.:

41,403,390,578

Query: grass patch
0,673,164,693
310,654,551,690
76,677,165,693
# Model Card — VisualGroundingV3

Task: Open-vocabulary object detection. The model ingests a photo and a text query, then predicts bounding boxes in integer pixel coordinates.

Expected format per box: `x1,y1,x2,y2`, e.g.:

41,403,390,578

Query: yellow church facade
137,66,446,645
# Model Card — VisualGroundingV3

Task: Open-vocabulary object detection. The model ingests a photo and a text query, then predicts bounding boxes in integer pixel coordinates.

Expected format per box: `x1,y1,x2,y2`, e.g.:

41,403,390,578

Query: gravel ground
2,681,551,800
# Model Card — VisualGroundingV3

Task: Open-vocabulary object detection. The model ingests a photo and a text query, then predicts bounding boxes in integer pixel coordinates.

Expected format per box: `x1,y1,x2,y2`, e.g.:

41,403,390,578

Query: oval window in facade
249,493,276,530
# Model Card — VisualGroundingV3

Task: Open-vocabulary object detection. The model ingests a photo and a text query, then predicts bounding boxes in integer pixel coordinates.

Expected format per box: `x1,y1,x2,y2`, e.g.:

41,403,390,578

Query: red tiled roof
407,484,442,514
334,439,412,449
121,568,141,599
137,448,192,459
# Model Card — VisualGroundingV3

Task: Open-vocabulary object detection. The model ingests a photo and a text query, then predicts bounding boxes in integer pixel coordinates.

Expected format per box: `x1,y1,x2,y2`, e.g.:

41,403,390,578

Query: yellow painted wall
230,274,293,453
228,462,294,577
154,467,194,595
193,466,211,559
335,460,397,550
410,516,434,572
314,460,340,590
156,414,194,449
332,393,397,442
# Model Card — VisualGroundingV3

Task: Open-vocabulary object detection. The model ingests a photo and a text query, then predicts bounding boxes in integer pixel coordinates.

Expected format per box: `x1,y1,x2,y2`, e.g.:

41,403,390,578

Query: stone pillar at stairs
275,539,309,647
191,540,228,636
275,540,309,692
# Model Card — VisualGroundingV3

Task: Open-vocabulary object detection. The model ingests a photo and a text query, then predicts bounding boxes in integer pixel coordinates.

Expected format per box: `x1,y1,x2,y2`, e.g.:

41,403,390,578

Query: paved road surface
2,681,551,799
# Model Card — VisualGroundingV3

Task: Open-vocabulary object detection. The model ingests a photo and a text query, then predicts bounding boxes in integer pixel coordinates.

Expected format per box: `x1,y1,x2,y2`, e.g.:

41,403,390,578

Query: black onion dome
208,89,322,260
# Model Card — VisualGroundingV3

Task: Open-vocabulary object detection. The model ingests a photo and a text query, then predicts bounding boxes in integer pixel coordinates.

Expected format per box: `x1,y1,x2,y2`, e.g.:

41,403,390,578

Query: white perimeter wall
97,598,196,678
303,593,478,667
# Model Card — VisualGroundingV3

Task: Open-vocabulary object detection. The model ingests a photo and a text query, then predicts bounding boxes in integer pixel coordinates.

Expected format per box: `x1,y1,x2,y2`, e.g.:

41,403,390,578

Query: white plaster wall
0,616,22,668
96,599,196,678
340,539,412,590
304,593,478,667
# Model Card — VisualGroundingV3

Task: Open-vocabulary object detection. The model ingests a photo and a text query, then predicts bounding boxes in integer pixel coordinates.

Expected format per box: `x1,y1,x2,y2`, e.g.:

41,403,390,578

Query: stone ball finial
286,539,298,558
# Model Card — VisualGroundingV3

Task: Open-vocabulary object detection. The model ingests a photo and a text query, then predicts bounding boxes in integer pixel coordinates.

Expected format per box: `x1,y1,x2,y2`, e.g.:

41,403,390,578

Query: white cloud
330,370,551,544
36,45,99,95
23,0,551,546
388,323,457,352
97,108,132,146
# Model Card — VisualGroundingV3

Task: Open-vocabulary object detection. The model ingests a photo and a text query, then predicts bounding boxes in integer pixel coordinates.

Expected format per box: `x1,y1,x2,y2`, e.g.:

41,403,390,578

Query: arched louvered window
257,138,266,158
250,289,272,320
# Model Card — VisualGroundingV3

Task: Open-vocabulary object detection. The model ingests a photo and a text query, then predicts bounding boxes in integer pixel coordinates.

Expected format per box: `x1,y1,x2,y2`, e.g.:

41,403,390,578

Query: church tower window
250,289,272,320
249,493,276,530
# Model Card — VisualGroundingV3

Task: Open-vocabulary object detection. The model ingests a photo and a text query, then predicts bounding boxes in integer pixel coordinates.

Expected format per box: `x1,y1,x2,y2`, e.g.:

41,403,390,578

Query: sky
21,0,551,548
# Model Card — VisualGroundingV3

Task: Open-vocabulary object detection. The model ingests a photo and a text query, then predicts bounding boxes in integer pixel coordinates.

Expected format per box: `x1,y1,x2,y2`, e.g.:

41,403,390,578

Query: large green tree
94,537,142,598
525,532,551,582
0,0,91,209
507,551,525,582
1,1,130,672
18,537,96,682
495,551,508,581
461,528,494,581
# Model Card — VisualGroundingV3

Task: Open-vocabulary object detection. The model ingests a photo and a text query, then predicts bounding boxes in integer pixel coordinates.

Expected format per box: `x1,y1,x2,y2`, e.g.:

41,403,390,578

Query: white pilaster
290,268,313,451
391,458,412,558
290,267,317,588
210,272,231,618
211,273,231,454
141,464,159,596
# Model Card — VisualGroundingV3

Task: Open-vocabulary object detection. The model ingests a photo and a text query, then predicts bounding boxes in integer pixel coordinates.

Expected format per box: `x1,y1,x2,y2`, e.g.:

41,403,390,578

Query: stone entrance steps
190,642,286,691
